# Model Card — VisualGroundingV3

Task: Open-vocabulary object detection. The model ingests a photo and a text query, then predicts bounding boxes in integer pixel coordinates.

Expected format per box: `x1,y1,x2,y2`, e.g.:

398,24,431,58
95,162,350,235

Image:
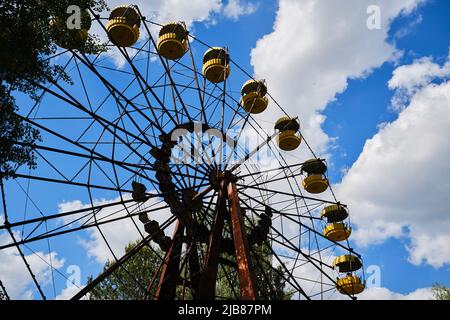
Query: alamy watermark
66,264,81,289
366,264,382,288
367,5,382,30
169,122,279,169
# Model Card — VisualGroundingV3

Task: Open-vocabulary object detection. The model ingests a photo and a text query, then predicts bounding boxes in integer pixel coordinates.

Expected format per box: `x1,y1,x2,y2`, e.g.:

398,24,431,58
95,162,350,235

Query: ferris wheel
0,4,366,300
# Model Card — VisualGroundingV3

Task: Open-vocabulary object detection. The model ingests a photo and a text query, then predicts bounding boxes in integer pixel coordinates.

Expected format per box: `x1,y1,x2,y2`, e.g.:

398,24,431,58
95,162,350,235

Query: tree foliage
88,242,163,300
87,240,292,300
0,88,41,175
0,0,107,177
212,238,292,300
432,283,450,300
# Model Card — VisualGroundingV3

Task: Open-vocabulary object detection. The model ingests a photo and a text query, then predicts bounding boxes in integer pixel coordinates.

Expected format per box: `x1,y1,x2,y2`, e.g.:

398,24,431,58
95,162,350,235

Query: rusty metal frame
155,221,185,299
227,181,259,300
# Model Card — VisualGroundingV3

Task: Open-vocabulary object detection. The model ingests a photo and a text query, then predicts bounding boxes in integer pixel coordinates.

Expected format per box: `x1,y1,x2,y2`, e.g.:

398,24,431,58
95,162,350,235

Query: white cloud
250,0,425,154
58,194,172,264
99,0,222,29
223,0,258,21
275,244,435,300
388,53,450,110
0,231,65,299
55,284,85,300
358,286,433,300
407,234,450,268
393,14,423,39
336,52,450,268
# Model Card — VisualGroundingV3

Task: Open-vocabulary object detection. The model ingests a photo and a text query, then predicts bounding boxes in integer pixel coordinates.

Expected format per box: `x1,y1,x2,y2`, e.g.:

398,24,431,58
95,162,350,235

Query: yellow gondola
333,254,363,273
131,181,147,202
321,204,349,222
301,159,328,194
202,47,230,83
274,116,301,151
323,223,352,242
158,236,172,252
240,80,268,114
144,220,162,238
157,22,188,60
106,5,140,47
336,275,365,295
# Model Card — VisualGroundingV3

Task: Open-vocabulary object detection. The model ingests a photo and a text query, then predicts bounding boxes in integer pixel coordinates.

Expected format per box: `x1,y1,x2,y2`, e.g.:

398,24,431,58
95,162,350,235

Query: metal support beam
227,182,258,300
155,221,184,300
187,236,201,299
196,187,227,299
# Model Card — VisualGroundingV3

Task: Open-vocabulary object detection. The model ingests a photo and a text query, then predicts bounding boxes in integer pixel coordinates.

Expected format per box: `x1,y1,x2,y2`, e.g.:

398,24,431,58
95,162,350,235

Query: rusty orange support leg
227,182,259,300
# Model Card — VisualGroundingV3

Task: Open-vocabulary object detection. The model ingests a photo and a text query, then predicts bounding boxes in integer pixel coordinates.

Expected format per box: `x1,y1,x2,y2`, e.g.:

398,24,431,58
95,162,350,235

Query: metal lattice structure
0,5,365,300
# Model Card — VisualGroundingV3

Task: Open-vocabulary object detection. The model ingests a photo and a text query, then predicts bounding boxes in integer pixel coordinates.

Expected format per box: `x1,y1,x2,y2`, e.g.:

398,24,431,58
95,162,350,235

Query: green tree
88,242,163,300
1,87,41,176
1,0,106,177
432,283,450,300
88,240,292,300
0,280,9,300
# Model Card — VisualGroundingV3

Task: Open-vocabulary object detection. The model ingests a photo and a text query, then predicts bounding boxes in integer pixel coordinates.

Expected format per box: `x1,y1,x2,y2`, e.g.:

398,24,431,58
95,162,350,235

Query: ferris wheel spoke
74,59,94,112
238,161,316,178
118,57,178,104
23,243,80,297
0,204,171,251
9,139,154,184
276,202,324,220
241,203,337,300
28,81,166,180
269,152,328,269
72,50,167,137
227,130,278,173
171,140,212,176
166,57,244,127
7,172,135,193
26,198,142,241
0,198,136,231
123,48,180,128
137,11,193,125
84,216,176,300
250,238,309,299
266,233,354,299
0,178,47,299
29,78,150,147
173,78,198,118
165,64,195,124
269,229,331,271
71,80,138,144
92,213,181,298
245,165,303,186
307,286,337,299
25,56,75,118
224,97,249,134
248,245,282,299
88,16,179,131
186,38,207,122
238,190,355,255
162,69,180,124
236,183,342,207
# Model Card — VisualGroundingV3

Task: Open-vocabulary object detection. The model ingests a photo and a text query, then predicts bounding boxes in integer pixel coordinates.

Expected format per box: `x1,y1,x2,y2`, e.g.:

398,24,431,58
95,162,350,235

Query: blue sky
2,0,450,300
321,0,450,296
